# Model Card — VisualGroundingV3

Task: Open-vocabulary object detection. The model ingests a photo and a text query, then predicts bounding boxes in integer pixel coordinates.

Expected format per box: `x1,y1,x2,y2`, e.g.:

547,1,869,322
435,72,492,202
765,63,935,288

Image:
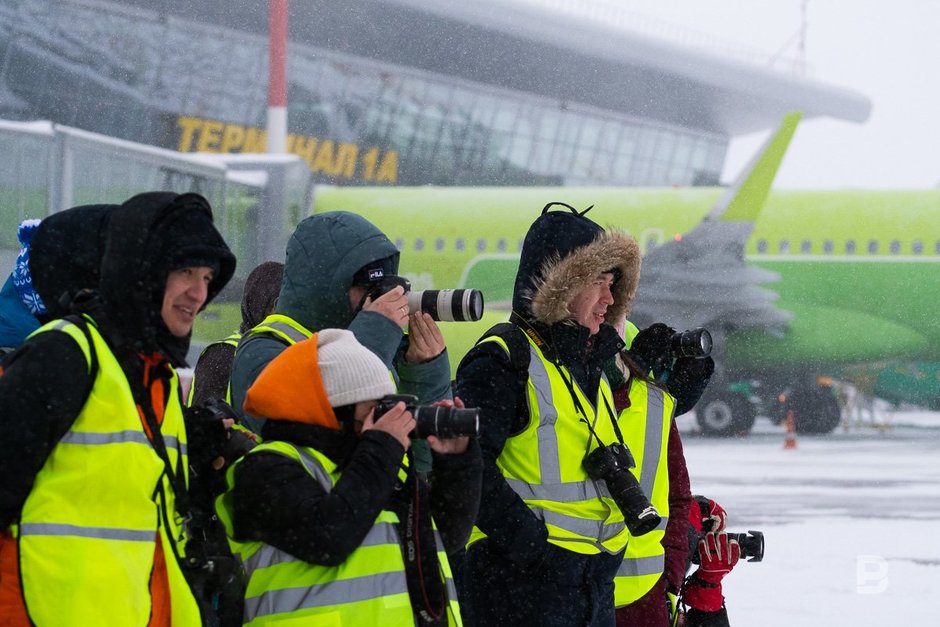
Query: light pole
267,0,288,153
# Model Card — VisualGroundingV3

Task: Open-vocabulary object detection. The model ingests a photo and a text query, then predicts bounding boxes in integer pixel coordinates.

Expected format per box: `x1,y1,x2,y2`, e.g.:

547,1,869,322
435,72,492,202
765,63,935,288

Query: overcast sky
542,0,940,189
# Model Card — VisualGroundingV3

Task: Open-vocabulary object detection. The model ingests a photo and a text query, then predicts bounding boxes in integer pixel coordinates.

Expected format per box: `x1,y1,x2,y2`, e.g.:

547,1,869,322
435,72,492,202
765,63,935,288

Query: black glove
627,323,675,373
665,356,715,416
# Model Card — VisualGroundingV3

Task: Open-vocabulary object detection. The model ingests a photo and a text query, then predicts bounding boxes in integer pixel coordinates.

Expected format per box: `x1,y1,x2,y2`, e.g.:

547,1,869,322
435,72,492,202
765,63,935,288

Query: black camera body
669,327,713,359
582,442,661,536
728,530,764,562
366,275,484,322
375,394,480,439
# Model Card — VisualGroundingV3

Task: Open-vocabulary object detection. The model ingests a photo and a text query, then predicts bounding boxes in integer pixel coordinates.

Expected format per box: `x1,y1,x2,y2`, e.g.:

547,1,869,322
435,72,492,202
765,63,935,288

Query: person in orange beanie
216,328,481,625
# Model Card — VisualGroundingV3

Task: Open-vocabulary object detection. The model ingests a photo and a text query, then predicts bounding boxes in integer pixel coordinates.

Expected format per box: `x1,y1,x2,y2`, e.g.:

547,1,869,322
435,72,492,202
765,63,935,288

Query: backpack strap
63,314,100,382
478,322,531,428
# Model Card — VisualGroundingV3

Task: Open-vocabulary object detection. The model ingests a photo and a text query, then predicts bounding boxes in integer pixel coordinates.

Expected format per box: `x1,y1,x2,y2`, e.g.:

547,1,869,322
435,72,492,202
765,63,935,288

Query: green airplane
310,112,940,436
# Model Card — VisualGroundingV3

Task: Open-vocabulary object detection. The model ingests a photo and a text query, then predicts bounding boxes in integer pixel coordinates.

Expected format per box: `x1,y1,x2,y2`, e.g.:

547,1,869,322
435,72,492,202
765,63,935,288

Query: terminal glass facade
1,0,727,187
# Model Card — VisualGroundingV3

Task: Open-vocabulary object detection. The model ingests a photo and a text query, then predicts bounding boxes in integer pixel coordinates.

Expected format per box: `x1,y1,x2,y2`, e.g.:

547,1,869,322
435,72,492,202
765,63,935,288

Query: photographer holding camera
455,203,652,626
676,495,766,626
218,328,481,625
609,321,716,626
230,212,453,464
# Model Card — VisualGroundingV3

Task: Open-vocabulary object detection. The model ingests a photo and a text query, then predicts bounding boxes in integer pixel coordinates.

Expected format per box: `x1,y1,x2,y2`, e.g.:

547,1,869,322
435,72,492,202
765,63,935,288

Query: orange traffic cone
783,410,798,450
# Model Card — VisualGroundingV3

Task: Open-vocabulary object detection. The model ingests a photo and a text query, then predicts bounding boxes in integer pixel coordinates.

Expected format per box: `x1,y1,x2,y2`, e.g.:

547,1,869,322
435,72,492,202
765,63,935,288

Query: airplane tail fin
632,112,802,335
710,110,802,222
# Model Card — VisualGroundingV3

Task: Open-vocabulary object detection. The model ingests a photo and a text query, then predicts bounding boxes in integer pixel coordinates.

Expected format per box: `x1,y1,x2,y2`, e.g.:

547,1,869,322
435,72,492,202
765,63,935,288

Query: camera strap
397,452,448,626
511,314,628,451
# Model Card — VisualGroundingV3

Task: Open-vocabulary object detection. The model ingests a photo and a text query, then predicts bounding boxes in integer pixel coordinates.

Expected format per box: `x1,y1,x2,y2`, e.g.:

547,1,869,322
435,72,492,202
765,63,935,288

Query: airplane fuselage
314,185,940,378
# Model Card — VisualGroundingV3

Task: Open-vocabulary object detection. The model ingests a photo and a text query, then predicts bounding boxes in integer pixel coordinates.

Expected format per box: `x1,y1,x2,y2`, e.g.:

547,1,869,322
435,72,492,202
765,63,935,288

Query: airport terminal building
0,0,870,188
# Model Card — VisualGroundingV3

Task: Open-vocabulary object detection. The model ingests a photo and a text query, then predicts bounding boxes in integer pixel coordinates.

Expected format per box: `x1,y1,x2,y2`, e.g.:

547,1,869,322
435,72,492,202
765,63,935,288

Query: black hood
29,204,116,321
512,203,640,326
240,260,284,333
99,192,236,366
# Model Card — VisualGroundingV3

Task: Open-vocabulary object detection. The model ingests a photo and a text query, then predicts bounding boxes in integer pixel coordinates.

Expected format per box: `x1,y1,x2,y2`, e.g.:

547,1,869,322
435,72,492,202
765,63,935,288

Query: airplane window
496,238,508,252
800,239,811,254
845,240,856,254
823,239,834,254
778,239,790,253
414,238,425,251
890,240,901,254
757,239,768,253
435,237,445,252
455,238,465,252
476,238,487,252
912,240,923,254
868,240,878,254
395,237,405,250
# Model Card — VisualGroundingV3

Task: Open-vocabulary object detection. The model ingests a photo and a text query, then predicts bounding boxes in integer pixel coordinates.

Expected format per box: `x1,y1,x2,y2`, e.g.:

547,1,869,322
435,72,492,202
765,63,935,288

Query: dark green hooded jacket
230,211,452,434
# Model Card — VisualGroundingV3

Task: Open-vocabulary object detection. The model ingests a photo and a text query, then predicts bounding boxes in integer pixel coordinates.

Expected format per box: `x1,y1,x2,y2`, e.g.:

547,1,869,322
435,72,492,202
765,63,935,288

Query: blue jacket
0,275,38,350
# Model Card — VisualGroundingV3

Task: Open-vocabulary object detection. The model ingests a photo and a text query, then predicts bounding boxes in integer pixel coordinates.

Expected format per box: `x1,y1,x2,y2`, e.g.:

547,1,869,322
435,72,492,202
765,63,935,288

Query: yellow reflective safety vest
217,441,462,626
469,332,630,555
187,331,241,406
244,313,313,345
612,377,676,606
12,317,201,626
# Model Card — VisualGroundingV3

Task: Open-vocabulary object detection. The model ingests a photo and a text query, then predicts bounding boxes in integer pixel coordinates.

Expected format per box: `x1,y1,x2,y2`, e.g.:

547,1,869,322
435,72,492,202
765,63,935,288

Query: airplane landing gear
696,390,757,437
784,382,842,434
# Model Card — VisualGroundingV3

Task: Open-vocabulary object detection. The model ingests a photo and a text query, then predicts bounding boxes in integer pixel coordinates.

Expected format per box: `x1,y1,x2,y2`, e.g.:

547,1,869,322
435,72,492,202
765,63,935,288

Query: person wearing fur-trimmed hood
455,202,659,626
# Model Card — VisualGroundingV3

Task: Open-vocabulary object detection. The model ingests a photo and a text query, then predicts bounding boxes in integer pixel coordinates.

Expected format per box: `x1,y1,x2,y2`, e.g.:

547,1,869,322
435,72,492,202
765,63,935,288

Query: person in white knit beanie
222,329,482,626
316,328,396,408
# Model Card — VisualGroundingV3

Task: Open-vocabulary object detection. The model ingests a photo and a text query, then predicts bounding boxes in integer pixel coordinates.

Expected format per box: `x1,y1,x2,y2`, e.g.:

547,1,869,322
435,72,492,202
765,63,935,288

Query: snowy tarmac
677,411,940,626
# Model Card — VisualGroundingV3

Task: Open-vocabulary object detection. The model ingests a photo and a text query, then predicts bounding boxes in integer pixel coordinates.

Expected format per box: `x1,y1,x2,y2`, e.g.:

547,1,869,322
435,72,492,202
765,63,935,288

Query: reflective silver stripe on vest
434,529,459,603
527,345,562,484
242,522,400,575
60,431,187,456
245,571,409,620
639,385,667,497
534,508,626,543
504,478,605,502
19,522,154,542
505,345,604,505
257,321,309,344
616,553,666,577
293,446,335,491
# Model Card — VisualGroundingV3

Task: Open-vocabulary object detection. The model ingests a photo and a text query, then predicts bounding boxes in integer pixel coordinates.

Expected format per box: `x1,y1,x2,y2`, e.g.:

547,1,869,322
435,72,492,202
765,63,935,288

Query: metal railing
0,119,311,274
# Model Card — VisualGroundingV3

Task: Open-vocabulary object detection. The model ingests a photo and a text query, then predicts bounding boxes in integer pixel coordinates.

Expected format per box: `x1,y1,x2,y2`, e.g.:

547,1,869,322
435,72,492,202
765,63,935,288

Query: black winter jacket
229,420,482,562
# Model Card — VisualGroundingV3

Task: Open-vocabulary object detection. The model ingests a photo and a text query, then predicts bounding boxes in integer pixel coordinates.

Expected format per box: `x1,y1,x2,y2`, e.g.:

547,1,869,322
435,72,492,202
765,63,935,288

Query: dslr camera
184,398,257,464
375,394,480,439
582,442,661,536
669,327,712,359
367,275,484,322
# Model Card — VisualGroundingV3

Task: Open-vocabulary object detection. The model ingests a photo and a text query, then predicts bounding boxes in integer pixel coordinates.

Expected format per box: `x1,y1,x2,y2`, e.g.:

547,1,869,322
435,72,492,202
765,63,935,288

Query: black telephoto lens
670,327,712,358
583,443,661,536
411,405,480,439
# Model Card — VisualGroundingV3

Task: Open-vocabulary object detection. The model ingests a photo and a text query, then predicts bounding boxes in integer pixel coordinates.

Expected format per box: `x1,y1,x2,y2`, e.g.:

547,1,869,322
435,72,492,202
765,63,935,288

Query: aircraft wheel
697,393,756,437
789,385,841,434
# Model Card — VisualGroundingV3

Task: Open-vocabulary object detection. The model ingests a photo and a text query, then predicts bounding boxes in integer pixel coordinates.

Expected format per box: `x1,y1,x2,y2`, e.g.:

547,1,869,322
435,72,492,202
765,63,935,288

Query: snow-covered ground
677,410,940,626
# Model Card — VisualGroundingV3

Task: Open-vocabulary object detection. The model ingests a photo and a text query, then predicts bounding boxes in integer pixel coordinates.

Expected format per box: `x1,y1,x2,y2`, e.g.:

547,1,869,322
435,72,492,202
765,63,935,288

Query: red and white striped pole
267,0,288,153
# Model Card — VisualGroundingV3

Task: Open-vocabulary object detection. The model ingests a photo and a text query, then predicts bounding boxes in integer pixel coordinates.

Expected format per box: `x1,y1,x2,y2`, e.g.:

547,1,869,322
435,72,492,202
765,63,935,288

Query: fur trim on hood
513,203,641,328
529,229,640,326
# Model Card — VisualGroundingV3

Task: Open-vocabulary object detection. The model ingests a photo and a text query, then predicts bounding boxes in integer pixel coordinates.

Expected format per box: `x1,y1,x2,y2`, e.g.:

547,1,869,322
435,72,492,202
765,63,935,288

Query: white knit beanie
316,328,395,407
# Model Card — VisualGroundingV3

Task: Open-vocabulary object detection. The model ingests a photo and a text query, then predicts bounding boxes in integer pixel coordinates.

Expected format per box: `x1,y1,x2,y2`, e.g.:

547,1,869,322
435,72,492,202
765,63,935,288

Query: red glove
691,495,728,533
682,532,740,612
